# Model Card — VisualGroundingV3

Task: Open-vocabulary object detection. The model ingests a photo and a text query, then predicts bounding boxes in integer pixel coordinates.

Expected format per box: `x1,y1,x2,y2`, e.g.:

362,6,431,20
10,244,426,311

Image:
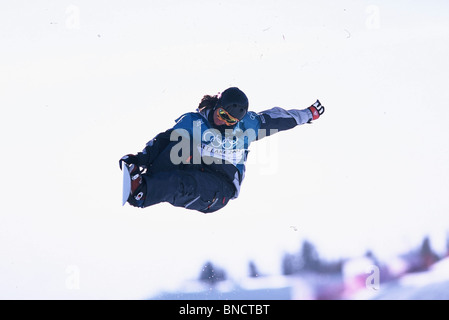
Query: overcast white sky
1,0,449,299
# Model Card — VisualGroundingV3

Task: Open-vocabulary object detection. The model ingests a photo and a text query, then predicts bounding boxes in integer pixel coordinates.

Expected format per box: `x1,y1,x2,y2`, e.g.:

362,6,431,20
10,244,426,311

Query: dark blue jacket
137,106,313,198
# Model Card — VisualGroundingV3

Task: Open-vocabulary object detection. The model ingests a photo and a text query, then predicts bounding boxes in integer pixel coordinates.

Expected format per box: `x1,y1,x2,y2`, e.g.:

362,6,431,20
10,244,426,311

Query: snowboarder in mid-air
119,87,324,213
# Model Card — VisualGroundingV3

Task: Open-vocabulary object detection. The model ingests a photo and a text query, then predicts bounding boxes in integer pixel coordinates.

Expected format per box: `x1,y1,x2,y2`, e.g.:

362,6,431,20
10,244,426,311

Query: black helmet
216,87,249,121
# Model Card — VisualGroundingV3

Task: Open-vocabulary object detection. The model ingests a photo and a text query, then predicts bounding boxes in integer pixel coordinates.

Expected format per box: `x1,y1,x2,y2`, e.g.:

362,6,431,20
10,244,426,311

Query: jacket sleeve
135,129,174,167
136,112,198,167
256,107,312,139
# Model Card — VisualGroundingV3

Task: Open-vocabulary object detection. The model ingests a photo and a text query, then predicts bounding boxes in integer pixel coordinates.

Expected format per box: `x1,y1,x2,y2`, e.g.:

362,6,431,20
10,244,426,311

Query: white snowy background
1,0,449,299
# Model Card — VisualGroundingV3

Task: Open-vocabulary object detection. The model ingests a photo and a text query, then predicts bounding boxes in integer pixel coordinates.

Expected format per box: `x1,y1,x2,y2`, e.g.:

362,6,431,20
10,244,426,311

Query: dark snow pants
129,168,236,213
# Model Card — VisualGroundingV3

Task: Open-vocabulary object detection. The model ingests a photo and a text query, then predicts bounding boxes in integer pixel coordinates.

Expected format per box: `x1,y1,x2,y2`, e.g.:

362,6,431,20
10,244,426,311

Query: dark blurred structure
199,261,227,286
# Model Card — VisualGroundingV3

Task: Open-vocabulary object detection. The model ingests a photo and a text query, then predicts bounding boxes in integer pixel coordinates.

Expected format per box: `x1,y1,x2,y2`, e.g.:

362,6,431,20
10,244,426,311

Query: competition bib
199,144,245,165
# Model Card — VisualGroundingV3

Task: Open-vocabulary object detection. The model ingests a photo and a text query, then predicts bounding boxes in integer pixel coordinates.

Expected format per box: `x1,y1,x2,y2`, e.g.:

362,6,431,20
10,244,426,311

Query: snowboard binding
122,163,146,207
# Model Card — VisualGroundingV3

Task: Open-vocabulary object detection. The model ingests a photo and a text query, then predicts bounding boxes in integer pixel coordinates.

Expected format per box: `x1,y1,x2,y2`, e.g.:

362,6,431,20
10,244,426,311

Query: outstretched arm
258,100,324,136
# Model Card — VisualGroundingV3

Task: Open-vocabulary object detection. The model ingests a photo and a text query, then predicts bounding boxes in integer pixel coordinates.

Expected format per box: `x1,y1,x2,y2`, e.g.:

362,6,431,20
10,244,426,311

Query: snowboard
122,164,132,206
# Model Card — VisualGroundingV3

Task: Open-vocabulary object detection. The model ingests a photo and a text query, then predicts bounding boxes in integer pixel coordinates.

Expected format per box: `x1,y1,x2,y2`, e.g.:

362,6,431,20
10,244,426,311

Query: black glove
307,99,325,123
119,154,140,170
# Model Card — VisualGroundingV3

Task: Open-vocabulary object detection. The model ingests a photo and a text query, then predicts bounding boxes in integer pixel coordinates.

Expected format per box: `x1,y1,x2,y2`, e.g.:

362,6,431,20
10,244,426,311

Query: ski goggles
217,108,239,126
